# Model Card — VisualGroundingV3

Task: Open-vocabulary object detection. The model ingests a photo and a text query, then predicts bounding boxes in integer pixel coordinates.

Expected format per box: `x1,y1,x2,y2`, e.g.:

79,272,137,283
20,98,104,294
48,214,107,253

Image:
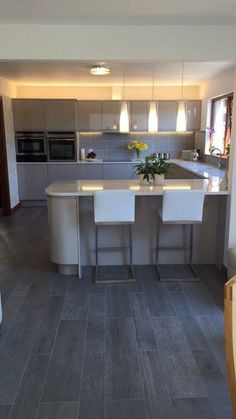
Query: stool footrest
157,264,200,282
157,245,189,251
95,265,135,284
98,246,130,252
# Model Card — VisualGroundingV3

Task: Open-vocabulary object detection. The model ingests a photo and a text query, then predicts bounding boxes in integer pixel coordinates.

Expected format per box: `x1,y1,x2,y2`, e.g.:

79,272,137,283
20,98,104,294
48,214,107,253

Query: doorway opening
0,97,11,216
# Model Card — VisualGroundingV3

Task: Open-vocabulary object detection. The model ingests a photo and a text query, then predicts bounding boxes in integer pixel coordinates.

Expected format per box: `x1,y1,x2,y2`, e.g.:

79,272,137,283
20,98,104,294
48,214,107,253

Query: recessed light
90,65,110,76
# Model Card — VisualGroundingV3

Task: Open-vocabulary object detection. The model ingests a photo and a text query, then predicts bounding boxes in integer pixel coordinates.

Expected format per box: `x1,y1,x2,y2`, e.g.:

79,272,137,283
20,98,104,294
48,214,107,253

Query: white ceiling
0,61,233,86
0,0,236,25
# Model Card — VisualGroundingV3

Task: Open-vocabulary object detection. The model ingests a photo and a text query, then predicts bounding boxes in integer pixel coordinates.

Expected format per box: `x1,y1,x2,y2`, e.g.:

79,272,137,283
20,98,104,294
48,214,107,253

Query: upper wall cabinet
102,101,122,132
44,100,77,131
13,99,45,131
77,101,102,131
186,100,201,131
131,101,149,132
158,101,178,132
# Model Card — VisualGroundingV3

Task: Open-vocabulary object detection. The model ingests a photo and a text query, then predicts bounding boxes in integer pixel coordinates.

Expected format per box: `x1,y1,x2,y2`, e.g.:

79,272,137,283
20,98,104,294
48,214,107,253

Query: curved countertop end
45,178,229,197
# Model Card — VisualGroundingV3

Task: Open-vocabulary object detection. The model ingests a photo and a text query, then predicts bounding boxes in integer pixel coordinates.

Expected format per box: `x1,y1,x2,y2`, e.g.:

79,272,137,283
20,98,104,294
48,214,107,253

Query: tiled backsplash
79,132,196,161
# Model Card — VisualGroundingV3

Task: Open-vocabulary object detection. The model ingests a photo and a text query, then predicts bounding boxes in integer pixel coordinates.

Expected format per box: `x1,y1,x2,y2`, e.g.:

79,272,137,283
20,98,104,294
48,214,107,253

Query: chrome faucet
209,146,223,169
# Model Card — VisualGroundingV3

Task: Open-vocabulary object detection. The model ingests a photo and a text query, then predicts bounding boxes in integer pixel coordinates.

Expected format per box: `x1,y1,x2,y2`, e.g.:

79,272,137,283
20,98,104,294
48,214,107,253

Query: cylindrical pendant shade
148,101,158,132
120,101,130,133
176,101,187,132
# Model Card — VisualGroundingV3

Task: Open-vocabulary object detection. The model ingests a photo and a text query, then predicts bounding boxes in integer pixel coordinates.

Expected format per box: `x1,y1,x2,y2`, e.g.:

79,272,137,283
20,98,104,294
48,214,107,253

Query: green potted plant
134,154,169,185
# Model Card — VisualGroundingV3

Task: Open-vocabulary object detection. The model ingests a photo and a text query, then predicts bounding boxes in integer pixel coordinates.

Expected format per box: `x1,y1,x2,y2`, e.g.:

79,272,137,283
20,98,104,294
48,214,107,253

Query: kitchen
0,57,235,418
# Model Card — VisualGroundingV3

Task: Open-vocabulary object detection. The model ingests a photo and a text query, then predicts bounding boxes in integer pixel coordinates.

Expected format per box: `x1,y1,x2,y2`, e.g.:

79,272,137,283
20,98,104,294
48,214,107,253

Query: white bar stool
94,190,135,284
156,189,205,281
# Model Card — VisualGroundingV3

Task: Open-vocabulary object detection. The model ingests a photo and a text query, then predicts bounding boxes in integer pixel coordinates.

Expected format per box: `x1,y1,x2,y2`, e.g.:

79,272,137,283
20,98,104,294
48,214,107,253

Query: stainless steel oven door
48,139,76,161
17,137,45,155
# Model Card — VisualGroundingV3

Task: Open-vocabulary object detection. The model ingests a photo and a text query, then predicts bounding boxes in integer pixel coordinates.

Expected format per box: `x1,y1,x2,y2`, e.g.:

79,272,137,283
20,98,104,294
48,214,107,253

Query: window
209,93,233,155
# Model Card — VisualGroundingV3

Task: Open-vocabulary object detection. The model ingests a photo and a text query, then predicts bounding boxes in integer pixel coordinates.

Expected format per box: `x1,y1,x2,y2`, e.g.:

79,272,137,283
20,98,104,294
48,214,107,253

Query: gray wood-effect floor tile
151,317,207,398
42,320,86,402
192,350,232,407
85,294,106,354
0,318,41,404
106,400,149,419
88,294,106,317
129,294,157,350
37,402,79,419
106,318,137,351
127,267,144,294
143,282,175,316
17,279,53,322
169,292,209,350
61,292,89,320
172,397,217,419
106,285,132,318
50,276,68,296
138,351,172,414
196,315,227,377
32,296,64,354
7,354,49,419
196,265,224,311
0,405,10,419
211,404,233,419
106,350,144,400
181,282,218,316
78,353,105,419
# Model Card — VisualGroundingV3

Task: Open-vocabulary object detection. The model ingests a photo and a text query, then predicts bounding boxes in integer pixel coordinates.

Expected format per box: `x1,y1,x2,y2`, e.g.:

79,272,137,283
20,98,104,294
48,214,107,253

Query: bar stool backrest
162,189,205,223
94,190,135,224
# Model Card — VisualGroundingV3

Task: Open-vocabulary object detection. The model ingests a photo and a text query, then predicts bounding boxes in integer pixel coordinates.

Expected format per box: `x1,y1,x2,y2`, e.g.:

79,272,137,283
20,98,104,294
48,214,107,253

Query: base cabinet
17,164,48,200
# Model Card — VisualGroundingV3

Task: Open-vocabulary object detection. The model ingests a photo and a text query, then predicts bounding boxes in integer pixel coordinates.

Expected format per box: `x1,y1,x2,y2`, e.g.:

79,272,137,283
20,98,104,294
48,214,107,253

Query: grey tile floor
0,208,233,419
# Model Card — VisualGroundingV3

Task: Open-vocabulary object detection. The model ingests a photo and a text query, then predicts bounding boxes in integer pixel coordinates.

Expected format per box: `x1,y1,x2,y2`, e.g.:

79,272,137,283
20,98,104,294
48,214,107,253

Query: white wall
1,96,19,209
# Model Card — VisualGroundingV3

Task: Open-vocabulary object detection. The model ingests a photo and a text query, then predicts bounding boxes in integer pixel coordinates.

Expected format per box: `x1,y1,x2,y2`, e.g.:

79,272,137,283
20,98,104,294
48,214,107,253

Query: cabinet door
17,164,48,200
158,101,178,131
131,101,149,132
186,101,201,131
13,99,45,131
77,164,103,180
102,101,121,132
47,164,78,184
103,164,133,179
44,100,76,130
77,101,102,131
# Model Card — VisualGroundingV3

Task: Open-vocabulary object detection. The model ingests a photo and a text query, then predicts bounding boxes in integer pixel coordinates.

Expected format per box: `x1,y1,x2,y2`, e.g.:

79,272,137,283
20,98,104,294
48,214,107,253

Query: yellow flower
127,140,148,152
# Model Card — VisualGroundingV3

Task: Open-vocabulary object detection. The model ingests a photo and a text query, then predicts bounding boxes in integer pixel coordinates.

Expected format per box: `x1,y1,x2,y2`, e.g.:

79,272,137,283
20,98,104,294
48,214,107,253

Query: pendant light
176,62,187,132
148,63,158,132
119,64,130,133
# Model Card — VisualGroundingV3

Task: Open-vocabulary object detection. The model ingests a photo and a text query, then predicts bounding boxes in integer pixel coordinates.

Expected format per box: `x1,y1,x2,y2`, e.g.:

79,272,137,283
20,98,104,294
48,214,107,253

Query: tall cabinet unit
44,100,77,131
12,99,45,131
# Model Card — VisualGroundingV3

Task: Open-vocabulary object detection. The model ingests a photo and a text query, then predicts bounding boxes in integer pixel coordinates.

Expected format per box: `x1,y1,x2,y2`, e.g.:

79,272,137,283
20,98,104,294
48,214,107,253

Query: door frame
0,97,11,216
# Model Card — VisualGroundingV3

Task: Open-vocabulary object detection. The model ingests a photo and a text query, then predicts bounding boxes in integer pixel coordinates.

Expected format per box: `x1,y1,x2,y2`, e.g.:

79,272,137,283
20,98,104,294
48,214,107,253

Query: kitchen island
45,176,229,277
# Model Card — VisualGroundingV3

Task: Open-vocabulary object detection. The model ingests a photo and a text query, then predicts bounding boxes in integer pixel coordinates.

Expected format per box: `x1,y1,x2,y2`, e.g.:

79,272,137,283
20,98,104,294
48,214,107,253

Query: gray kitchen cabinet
158,101,178,131
131,101,149,131
102,101,121,132
47,164,78,183
17,164,48,200
103,163,133,179
12,99,45,131
77,101,102,131
44,100,77,131
77,164,103,180
186,100,201,131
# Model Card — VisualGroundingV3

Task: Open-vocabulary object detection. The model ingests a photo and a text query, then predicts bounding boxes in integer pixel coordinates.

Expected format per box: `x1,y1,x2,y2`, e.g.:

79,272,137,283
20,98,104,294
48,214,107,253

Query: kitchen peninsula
45,165,229,277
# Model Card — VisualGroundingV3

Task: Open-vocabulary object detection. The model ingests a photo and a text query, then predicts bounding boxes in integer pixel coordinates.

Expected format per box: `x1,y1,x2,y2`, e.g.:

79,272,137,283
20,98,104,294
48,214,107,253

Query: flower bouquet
128,140,148,160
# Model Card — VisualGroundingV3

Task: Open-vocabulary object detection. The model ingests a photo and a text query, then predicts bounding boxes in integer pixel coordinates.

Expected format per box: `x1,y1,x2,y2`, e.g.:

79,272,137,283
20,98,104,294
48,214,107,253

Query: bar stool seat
94,190,135,284
156,189,205,281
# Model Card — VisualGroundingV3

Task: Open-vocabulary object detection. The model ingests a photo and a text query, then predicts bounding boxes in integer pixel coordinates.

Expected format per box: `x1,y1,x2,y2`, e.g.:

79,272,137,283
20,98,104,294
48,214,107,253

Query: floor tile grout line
76,290,91,419
104,284,107,419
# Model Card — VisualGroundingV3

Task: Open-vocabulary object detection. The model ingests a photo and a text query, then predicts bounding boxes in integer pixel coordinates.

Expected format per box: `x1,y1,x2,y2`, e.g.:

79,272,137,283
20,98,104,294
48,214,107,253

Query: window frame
210,92,233,155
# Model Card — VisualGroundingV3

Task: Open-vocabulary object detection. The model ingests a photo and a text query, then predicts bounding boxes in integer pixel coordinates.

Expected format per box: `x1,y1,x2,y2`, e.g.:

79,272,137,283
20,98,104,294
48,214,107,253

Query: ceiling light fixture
176,62,187,132
148,63,158,133
90,64,110,76
119,64,130,133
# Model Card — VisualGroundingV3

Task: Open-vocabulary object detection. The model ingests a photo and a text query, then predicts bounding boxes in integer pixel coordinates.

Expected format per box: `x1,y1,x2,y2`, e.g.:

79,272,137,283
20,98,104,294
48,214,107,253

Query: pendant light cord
152,63,155,100
123,63,126,101
181,62,184,100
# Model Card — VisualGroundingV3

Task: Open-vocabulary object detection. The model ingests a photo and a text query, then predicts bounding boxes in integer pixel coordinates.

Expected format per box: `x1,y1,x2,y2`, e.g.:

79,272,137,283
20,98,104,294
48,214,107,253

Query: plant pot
154,174,165,186
138,174,154,185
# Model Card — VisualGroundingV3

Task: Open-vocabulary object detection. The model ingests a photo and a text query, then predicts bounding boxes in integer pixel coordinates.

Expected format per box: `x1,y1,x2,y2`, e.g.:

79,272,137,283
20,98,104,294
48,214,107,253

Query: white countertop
45,178,229,197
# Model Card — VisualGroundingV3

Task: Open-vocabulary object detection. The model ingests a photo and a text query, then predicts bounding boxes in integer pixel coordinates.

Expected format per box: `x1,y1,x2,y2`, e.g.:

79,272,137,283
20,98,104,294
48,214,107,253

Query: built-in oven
47,131,76,161
16,131,47,162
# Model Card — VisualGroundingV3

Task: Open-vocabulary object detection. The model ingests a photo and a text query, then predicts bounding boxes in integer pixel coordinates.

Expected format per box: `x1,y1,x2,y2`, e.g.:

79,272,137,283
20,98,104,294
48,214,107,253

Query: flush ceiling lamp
176,62,187,132
119,64,130,133
90,64,110,76
148,63,158,132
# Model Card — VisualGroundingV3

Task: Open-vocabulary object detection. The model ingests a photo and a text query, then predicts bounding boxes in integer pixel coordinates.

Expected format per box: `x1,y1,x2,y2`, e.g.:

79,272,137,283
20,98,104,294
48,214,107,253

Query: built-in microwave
16,131,47,162
47,131,76,161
